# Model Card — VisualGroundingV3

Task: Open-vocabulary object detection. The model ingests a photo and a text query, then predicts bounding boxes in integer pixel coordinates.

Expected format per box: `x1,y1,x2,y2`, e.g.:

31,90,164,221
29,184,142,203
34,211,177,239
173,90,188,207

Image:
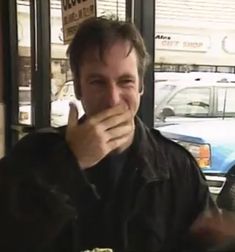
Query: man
0,17,233,252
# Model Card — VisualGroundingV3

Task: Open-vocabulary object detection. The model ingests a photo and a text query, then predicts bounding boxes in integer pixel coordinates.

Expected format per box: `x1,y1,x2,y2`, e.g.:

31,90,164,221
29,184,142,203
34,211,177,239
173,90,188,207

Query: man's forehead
82,40,135,63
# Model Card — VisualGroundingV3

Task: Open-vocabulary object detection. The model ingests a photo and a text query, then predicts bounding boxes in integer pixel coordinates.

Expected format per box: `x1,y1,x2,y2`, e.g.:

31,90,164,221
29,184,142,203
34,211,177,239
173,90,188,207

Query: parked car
157,120,235,201
154,71,235,83
155,77,235,127
19,81,84,127
50,81,84,127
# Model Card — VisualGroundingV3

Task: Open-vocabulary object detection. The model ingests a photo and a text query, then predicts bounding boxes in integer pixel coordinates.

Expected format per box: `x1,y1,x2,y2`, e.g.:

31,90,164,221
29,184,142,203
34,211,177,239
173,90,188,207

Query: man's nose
106,83,121,107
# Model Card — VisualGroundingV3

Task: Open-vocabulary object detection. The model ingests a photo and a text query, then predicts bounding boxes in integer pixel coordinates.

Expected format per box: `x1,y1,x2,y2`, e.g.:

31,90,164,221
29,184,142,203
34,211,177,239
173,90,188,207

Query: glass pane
50,0,126,127
217,88,235,115
17,0,32,126
155,83,177,105
50,0,84,127
154,0,235,200
168,88,210,116
50,0,75,127
225,88,235,114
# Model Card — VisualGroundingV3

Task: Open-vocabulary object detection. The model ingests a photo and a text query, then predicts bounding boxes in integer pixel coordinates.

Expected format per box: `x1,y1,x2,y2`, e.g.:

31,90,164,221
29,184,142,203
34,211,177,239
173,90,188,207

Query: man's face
77,40,143,118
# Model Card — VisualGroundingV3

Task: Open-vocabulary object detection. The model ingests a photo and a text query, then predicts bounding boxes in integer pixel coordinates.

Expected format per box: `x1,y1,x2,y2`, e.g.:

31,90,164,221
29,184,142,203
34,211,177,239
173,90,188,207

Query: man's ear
139,81,144,95
74,80,82,100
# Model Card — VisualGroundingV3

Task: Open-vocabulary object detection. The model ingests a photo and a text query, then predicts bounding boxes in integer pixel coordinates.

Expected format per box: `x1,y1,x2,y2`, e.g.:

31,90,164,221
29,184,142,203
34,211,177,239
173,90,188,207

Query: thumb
67,102,78,127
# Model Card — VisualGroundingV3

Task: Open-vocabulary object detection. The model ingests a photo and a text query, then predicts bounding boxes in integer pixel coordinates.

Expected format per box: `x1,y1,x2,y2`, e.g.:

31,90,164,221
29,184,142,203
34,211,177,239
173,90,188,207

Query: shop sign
222,35,235,54
155,33,210,52
61,0,96,44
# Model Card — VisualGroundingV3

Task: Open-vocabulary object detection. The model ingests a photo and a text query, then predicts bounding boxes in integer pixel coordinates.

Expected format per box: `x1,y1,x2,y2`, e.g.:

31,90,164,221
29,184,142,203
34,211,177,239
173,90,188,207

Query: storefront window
154,0,235,199
50,0,126,127
17,0,32,126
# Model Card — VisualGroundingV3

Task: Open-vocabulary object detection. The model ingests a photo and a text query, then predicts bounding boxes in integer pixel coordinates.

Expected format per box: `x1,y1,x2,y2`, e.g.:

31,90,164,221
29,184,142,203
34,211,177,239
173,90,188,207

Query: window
167,87,210,116
17,0,32,126
50,0,126,127
217,87,235,116
155,83,176,105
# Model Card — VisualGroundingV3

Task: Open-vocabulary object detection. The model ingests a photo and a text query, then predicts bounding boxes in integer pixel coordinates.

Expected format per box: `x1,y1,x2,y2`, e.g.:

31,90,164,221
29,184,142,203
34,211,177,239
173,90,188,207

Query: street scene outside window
18,0,126,127
17,0,32,126
16,0,235,211
154,0,235,210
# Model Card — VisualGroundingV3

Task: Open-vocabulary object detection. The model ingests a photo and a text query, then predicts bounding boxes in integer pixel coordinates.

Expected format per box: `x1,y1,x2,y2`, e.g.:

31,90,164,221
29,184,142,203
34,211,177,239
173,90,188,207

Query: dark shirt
79,148,130,251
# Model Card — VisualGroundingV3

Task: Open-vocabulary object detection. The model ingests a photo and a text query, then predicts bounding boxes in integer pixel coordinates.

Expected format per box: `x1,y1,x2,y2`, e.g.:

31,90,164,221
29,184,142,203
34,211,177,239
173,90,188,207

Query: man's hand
65,103,134,169
190,209,235,247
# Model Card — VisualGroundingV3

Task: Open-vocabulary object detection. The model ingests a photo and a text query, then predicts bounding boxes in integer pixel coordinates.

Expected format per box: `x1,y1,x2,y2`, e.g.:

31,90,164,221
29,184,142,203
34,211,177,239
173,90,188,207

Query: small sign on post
61,0,96,44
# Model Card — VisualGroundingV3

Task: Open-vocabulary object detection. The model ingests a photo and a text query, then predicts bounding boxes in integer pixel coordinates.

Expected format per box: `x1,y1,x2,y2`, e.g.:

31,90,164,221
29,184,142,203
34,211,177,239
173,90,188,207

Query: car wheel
217,175,235,212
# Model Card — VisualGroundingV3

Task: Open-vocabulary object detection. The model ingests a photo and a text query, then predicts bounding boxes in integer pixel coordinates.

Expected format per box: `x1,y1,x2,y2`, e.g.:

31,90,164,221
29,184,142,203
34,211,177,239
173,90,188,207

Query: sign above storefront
155,33,211,52
61,0,96,44
222,35,235,54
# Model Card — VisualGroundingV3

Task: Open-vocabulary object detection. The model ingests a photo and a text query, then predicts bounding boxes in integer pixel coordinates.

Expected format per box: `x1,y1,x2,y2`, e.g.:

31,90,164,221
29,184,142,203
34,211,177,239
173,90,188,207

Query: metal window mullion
134,0,155,128
32,0,51,129
125,0,134,22
3,0,19,152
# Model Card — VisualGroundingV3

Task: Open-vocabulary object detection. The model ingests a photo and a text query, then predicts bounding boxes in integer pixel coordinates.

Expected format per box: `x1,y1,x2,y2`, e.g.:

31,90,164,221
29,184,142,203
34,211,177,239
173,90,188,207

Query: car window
155,83,177,105
57,83,75,100
167,87,210,116
217,87,235,116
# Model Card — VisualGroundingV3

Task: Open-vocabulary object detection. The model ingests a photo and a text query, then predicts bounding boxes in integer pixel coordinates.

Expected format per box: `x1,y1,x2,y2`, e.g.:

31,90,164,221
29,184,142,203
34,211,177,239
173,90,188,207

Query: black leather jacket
0,118,216,252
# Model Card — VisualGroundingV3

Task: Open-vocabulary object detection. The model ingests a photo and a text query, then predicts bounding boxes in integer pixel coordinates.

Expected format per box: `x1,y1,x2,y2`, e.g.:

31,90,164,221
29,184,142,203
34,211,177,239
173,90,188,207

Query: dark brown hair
67,16,150,89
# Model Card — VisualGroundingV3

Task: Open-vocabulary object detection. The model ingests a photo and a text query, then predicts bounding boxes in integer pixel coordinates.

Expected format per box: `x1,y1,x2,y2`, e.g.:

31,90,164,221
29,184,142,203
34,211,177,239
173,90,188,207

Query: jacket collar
131,117,170,182
58,116,170,182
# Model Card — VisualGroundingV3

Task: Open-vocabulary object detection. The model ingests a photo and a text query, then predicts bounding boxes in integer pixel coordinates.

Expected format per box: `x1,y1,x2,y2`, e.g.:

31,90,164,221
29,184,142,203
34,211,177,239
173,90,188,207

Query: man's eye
120,79,134,85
